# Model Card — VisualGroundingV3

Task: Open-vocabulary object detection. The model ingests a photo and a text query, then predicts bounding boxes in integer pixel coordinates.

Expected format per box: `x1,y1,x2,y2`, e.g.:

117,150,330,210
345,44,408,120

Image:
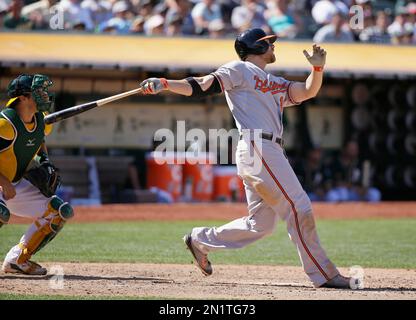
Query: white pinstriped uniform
191,61,340,286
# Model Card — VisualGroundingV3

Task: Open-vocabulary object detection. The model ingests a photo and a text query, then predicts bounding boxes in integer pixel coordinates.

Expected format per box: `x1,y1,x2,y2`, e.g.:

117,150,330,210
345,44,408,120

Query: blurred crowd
0,0,415,45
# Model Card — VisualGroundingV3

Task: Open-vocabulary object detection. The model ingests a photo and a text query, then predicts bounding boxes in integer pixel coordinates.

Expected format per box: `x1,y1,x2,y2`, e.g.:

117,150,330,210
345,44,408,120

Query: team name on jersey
253,76,288,95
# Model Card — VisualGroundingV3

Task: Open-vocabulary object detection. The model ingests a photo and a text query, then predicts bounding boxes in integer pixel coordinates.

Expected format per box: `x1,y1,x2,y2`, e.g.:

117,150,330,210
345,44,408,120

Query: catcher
0,74,73,275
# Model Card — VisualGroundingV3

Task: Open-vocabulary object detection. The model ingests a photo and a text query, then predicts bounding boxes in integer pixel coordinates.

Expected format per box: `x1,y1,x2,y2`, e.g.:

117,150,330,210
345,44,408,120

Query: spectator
355,0,374,27
136,0,154,19
0,0,7,13
359,10,391,44
81,0,113,27
294,147,333,202
395,0,414,14
153,1,169,18
21,0,60,30
0,9,6,29
313,10,355,42
264,0,300,39
97,0,131,33
191,0,223,35
290,0,319,38
98,19,121,32
388,5,414,45
326,140,381,202
165,10,182,35
58,0,94,31
311,0,349,26
165,0,194,35
408,2,416,43
129,15,145,33
390,22,414,44
208,17,226,38
3,0,33,29
67,19,88,30
408,2,416,20
217,0,239,25
231,0,269,34
143,13,164,35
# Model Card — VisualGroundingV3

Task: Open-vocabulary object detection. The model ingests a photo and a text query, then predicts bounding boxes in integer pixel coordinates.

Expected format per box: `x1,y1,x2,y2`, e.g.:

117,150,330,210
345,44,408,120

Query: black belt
240,132,284,147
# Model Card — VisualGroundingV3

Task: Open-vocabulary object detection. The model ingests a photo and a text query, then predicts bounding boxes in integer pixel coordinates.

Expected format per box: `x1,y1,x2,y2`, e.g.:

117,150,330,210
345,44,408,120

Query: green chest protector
0,108,45,182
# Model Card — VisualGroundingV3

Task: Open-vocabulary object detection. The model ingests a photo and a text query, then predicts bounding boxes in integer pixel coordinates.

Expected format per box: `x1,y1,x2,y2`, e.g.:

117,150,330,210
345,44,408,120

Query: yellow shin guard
17,196,73,264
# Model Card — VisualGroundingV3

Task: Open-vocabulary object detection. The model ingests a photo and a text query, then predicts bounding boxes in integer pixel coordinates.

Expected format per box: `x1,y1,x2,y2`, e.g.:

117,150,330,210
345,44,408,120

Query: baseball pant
1,178,52,264
191,137,340,287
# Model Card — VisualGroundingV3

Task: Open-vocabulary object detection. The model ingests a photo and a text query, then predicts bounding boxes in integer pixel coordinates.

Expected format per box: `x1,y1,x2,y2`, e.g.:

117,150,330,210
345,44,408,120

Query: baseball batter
0,74,73,275
140,28,355,289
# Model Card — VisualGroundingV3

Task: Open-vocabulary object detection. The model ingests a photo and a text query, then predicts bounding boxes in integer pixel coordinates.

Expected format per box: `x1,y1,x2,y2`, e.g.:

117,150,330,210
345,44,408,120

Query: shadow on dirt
213,281,313,289
0,274,174,283
356,287,416,292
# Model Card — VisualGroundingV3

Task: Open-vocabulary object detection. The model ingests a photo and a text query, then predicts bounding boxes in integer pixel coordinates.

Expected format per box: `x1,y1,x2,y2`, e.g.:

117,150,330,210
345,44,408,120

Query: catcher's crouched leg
15,195,74,264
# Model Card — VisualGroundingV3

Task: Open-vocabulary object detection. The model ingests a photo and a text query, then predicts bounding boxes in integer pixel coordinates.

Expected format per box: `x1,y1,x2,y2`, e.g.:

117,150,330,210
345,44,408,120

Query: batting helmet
234,28,277,61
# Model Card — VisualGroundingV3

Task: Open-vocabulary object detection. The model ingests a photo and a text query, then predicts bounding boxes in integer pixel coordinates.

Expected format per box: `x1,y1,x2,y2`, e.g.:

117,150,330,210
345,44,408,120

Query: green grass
0,293,168,300
0,219,415,269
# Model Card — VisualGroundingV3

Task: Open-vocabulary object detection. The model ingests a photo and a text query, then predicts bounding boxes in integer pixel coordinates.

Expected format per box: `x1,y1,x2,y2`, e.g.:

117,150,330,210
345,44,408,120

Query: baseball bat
44,87,143,124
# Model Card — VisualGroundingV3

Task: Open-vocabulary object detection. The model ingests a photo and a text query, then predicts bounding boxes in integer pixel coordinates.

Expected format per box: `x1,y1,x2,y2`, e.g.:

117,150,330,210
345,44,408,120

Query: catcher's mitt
24,162,61,198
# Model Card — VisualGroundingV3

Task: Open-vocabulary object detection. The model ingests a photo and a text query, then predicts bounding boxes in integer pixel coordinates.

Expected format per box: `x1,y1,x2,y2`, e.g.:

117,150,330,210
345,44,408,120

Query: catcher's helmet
6,74,54,112
234,28,277,61
7,74,34,98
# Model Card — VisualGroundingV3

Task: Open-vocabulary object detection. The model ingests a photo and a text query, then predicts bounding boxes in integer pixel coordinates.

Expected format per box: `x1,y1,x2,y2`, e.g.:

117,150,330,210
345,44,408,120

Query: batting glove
140,78,169,95
303,44,326,68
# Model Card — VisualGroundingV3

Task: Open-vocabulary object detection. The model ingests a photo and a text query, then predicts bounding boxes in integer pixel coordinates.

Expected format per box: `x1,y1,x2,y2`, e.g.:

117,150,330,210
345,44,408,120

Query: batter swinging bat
44,87,143,124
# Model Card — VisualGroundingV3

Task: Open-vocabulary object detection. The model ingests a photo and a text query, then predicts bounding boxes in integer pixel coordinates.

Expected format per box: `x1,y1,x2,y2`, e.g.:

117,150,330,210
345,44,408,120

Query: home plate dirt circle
1,263,415,299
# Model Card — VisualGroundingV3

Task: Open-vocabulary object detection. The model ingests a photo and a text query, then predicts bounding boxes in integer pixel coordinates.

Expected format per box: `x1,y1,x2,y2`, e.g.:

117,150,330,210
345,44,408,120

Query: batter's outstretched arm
289,44,326,103
140,75,219,97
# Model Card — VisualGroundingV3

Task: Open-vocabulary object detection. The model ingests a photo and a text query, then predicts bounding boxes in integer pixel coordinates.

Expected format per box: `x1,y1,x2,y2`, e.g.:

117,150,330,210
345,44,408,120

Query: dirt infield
1,263,415,299
9,202,416,224
4,203,415,300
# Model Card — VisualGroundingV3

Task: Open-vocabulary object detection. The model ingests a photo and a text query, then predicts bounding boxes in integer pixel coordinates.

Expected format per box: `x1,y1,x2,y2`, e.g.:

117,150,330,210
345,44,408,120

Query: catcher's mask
6,74,55,112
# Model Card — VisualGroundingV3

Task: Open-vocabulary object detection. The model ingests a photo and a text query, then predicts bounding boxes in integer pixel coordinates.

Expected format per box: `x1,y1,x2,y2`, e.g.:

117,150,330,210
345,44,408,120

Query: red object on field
183,153,215,202
213,166,245,202
146,152,183,201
